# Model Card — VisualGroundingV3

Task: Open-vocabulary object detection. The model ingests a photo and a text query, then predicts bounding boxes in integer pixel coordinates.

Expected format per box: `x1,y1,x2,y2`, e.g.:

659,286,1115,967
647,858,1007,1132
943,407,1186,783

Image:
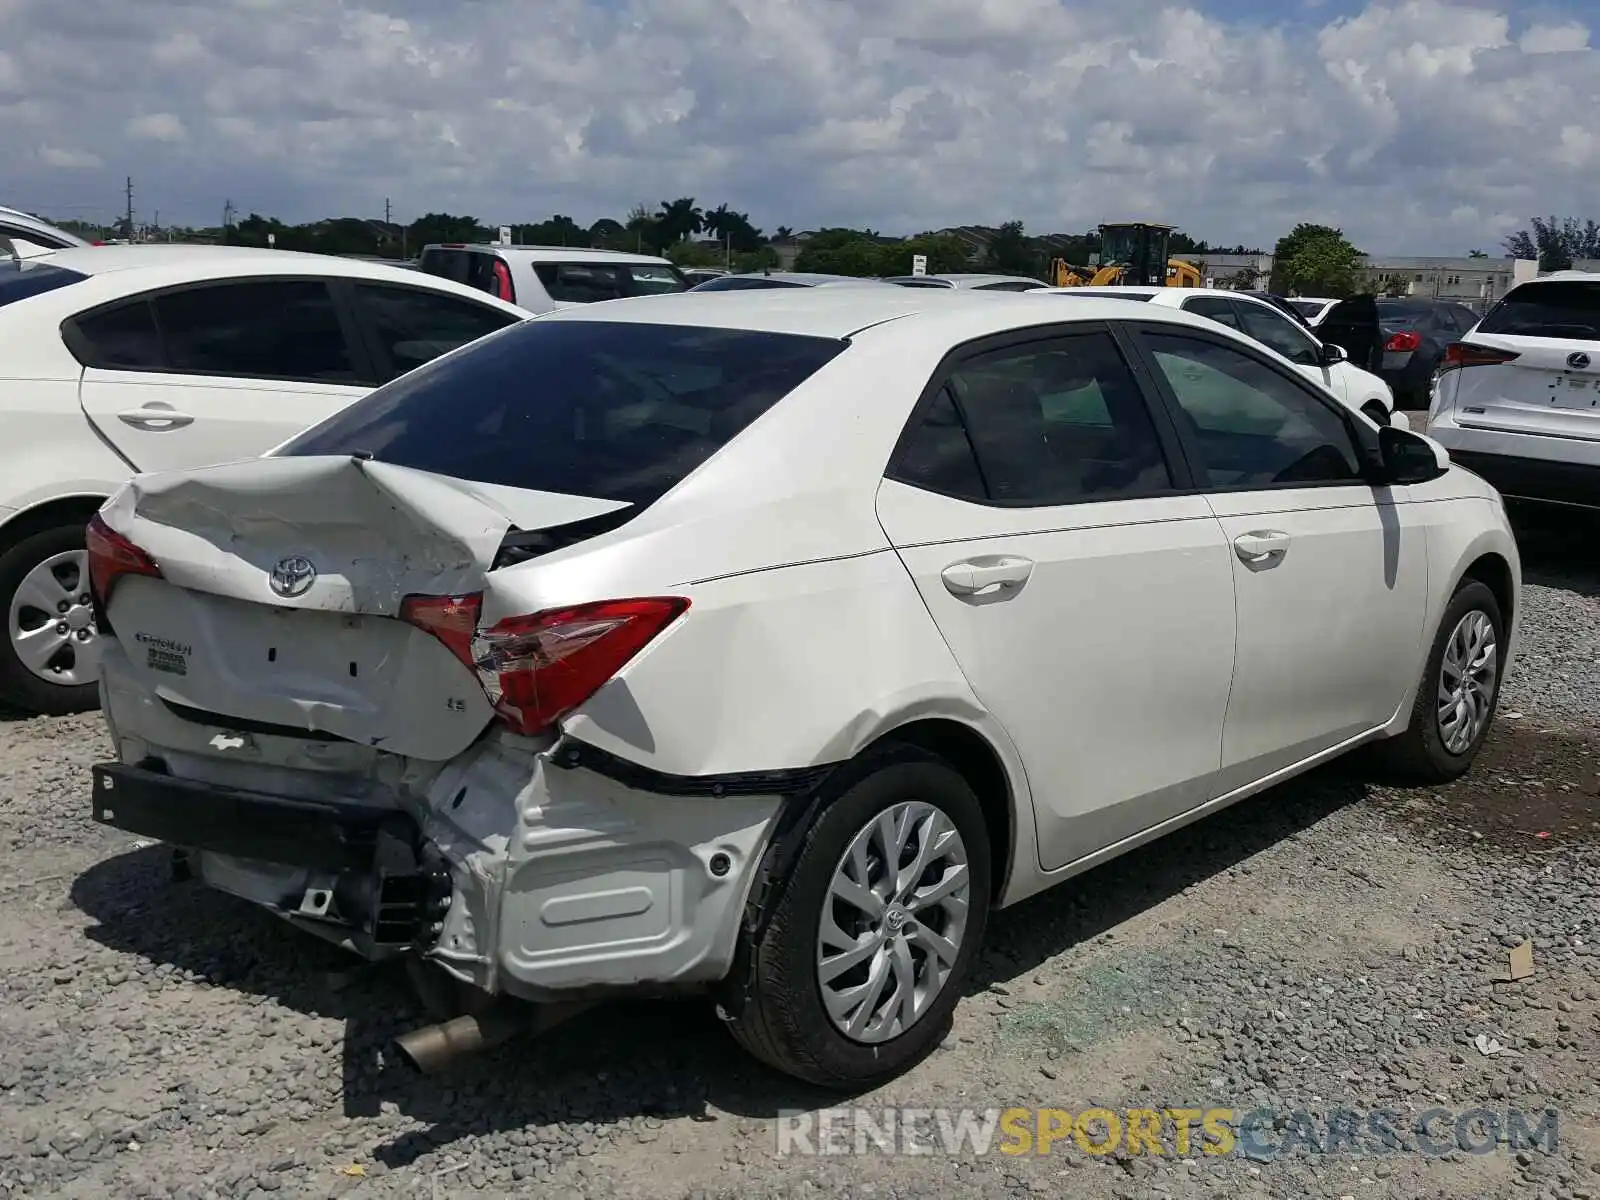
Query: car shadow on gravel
65,759,1375,1166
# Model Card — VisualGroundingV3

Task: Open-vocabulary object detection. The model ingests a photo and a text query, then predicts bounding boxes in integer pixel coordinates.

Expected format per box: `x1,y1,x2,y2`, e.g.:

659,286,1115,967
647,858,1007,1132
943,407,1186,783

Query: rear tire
0,522,102,715
1376,580,1503,783
722,743,991,1090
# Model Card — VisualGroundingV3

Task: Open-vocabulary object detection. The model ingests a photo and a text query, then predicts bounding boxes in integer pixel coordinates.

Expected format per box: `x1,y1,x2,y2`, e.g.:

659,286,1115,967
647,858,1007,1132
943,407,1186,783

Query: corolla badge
268,555,317,598
1568,351,1592,369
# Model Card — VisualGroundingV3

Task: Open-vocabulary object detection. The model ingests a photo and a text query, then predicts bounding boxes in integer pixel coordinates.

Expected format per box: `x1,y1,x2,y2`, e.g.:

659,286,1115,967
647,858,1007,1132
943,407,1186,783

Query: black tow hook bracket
369,832,454,950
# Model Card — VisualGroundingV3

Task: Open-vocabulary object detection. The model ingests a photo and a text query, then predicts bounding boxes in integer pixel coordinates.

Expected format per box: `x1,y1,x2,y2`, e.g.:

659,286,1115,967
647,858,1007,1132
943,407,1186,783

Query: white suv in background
417,244,689,312
0,245,529,715
1037,286,1398,425
1426,272,1600,510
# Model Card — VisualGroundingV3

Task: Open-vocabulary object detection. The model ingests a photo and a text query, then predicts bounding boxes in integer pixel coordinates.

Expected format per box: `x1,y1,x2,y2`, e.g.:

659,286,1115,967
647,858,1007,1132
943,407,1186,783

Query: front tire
0,522,103,715
1377,579,1504,783
1361,399,1391,427
723,744,992,1089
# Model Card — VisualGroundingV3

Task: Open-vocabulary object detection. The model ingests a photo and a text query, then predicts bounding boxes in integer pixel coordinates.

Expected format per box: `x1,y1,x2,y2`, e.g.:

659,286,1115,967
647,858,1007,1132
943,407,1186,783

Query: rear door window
892,331,1175,506
534,263,631,303
280,320,847,506
534,262,688,302
350,283,523,379
1478,283,1600,340
152,280,360,383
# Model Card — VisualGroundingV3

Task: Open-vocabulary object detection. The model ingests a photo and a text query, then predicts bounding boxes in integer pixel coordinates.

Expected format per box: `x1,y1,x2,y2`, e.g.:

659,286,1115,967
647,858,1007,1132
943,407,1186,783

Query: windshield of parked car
1477,282,1600,339
280,320,848,507
0,259,86,307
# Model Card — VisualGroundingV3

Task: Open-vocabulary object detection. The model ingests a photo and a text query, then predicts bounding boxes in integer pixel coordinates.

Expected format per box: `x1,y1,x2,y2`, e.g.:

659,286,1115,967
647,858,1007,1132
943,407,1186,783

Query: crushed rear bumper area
91,761,453,950
93,761,410,872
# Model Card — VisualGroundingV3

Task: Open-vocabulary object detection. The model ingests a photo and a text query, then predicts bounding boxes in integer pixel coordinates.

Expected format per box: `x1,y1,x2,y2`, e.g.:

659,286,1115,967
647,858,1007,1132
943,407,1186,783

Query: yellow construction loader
1049,222,1204,289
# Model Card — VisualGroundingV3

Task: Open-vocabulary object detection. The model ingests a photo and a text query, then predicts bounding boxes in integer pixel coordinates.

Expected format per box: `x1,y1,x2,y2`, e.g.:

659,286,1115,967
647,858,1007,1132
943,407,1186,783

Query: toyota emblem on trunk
269,556,317,598
1568,352,1591,369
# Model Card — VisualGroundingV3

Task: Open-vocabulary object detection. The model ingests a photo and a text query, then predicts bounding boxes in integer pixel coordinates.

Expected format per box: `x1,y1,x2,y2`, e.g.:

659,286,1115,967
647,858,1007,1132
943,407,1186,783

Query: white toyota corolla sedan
87,288,1519,1089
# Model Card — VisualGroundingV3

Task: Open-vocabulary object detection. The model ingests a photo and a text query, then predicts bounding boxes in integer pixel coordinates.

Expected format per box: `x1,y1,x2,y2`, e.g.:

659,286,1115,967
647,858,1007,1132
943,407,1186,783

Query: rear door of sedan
874,321,1238,873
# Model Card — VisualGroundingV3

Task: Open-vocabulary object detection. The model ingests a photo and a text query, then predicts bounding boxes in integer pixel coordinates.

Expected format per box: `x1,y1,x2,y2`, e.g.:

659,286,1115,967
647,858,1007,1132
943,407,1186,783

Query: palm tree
655,198,703,244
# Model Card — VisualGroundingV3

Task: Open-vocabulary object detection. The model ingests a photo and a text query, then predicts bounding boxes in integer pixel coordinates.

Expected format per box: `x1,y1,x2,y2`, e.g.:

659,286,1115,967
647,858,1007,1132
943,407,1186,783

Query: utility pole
124,176,134,243
222,199,235,239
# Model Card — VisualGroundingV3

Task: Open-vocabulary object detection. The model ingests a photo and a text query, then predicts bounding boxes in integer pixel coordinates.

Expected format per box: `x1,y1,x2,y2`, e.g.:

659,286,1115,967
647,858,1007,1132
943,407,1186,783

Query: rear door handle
940,555,1034,596
1233,530,1291,566
118,406,195,431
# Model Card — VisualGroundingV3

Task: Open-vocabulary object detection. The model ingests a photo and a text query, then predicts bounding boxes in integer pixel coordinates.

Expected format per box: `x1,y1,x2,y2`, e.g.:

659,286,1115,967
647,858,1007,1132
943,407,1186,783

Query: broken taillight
399,592,484,664
400,593,688,737
86,513,161,606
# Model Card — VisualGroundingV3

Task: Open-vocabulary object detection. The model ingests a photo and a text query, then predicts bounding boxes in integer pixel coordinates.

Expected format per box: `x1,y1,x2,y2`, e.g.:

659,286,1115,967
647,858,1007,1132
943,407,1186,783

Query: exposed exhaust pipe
391,999,592,1075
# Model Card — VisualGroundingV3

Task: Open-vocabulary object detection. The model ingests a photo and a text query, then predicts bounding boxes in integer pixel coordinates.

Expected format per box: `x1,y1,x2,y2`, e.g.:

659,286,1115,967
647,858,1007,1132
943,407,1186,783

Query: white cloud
126,112,186,142
1520,21,1590,54
37,145,102,169
0,0,1596,253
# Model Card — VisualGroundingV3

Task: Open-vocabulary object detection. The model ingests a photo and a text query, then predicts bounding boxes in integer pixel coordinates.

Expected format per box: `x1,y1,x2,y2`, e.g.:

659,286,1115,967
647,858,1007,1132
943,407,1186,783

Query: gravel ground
1,511,1597,1200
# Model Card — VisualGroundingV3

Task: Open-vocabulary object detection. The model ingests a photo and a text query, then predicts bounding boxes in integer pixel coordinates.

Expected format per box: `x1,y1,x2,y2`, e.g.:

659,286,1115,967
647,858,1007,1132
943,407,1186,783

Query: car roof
535,285,1204,341
420,243,676,267
2,244,531,321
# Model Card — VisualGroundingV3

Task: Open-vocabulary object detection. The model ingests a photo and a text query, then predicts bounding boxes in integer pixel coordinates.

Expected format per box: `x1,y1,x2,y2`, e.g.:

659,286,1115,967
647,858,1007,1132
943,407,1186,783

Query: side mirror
1319,342,1349,366
1376,425,1449,485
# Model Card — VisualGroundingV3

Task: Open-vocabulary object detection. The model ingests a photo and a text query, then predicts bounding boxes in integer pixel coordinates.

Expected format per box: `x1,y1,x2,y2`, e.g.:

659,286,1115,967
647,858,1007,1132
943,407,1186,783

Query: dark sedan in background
1373,298,1483,409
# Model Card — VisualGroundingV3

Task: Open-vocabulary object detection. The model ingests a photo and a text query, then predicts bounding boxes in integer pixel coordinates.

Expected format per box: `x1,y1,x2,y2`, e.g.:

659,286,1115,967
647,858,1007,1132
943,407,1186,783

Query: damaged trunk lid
99,454,630,760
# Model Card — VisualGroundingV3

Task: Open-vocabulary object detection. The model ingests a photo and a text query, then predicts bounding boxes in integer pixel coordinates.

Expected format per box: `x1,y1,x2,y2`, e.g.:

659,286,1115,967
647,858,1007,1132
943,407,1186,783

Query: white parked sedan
87,288,1518,1089
0,246,529,714
1038,286,1397,426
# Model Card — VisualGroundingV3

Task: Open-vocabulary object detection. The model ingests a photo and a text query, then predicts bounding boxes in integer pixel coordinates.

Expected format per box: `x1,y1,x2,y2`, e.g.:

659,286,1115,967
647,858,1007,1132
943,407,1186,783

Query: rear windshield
1375,299,1438,330
688,275,806,291
280,320,847,507
1288,300,1324,318
0,259,85,307
1477,282,1600,339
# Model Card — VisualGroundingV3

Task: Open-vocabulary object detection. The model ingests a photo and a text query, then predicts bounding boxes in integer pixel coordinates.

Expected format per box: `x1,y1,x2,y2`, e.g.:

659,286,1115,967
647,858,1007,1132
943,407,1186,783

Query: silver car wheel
8,549,101,687
1436,609,1497,755
816,800,971,1044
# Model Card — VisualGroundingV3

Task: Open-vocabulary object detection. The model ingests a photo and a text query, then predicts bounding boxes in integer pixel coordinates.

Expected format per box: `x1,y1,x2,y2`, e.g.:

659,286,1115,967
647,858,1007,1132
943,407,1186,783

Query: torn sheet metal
100,454,629,616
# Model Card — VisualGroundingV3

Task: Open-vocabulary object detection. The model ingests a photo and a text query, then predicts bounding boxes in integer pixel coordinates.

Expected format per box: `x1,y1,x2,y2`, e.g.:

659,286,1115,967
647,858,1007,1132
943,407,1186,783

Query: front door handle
1233,529,1291,566
118,405,195,431
940,555,1034,596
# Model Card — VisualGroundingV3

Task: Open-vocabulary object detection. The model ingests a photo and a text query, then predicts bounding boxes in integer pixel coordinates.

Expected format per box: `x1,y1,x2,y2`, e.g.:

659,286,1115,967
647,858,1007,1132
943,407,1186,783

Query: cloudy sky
2,0,1595,253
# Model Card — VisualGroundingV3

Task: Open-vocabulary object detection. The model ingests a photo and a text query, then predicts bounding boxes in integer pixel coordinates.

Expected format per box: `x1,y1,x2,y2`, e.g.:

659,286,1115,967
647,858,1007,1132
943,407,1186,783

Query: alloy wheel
815,800,971,1044
1436,609,1497,755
